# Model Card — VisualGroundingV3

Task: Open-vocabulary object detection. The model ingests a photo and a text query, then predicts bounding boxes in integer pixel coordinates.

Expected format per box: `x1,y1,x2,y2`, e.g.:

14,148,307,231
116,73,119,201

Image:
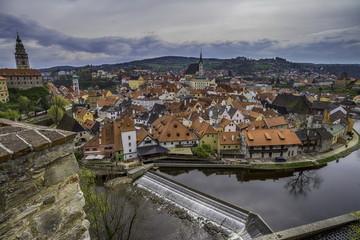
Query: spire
15,32,30,69
199,50,203,64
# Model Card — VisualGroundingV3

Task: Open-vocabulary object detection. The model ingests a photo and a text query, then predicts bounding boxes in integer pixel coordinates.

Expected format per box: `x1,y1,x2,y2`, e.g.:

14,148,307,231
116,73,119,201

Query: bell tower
15,32,30,69
198,50,204,77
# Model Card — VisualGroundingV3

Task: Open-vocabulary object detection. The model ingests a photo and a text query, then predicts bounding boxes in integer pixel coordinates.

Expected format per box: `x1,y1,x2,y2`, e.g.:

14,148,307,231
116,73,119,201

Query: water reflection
284,170,323,198
159,167,322,183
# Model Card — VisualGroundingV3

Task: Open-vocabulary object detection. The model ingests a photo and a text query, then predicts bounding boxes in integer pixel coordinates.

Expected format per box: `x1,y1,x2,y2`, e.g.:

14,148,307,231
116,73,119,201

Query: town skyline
0,0,359,68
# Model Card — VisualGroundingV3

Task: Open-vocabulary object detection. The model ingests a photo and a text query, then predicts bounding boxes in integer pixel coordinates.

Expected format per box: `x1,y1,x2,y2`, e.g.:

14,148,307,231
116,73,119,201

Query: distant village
1,34,359,166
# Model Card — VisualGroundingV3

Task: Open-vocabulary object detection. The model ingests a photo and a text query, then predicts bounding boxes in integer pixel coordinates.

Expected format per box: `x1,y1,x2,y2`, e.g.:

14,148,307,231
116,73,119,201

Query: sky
0,0,359,68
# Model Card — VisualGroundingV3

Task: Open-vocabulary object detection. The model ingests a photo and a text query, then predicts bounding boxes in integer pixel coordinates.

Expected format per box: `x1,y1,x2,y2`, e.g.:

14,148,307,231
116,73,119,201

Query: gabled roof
218,118,233,128
121,116,136,132
219,132,240,145
136,127,153,144
296,128,332,141
191,118,217,138
272,93,312,114
76,109,91,118
184,63,199,75
264,116,288,128
151,115,198,142
57,114,85,132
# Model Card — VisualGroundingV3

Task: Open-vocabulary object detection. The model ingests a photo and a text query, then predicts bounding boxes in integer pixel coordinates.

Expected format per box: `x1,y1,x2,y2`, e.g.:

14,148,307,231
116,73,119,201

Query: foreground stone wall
0,118,90,240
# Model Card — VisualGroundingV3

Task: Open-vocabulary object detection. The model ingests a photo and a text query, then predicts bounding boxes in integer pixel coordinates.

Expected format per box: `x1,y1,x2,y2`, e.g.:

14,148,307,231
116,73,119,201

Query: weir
135,171,272,239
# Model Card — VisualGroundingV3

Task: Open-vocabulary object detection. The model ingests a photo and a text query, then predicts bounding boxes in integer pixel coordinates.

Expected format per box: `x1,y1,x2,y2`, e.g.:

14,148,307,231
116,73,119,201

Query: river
157,121,360,232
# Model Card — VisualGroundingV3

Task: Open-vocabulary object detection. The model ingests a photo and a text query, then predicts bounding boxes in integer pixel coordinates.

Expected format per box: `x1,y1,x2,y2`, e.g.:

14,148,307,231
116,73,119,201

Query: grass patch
249,161,314,169
317,155,338,164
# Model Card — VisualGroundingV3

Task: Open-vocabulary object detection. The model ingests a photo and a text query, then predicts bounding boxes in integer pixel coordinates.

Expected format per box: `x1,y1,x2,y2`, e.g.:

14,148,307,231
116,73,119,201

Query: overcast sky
0,0,359,68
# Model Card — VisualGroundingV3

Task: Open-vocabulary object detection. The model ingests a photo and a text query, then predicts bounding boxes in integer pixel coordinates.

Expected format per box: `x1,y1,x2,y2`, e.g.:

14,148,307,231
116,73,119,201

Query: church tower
72,73,80,93
15,32,30,69
198,51,204,77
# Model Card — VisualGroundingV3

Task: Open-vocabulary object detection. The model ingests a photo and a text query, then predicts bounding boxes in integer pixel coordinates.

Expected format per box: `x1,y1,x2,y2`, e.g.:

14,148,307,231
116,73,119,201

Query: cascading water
135,171,272,239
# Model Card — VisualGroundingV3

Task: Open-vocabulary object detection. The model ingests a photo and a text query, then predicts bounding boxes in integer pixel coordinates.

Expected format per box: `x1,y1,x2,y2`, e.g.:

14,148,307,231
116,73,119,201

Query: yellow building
76,109,94,125
129,76,145,90
191,118,218,151
217,132,241,153
189,77,213,90
0,76,9,103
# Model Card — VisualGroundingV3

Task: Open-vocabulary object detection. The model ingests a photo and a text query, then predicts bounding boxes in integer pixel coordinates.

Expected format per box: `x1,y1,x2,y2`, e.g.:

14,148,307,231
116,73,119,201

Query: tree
284,170,323,198
79,168,145,240
17,96,32,113
47,95,69,125
0,109,20,120
350,212,360,239
192,144,214,158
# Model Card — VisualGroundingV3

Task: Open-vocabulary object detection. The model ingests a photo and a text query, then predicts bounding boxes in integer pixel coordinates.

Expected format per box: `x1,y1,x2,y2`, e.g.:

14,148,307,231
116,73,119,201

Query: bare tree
80,168,146,240
284,170,323,198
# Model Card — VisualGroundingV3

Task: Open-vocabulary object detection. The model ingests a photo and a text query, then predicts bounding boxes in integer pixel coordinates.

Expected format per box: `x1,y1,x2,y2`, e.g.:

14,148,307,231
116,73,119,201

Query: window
85,148,90,151
202,141,204,143
129,149,132,152
129,143,131,147
128,136,131,140
92,148,97,151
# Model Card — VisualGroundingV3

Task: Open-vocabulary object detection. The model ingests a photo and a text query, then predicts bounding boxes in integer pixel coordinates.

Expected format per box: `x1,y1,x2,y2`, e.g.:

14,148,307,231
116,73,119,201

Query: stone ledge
0,118,75,162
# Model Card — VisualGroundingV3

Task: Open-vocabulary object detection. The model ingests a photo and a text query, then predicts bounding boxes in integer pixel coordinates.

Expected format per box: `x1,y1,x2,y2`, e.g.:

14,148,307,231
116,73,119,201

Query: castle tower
15,32,30,69
72,73,80,93
198,50,204,77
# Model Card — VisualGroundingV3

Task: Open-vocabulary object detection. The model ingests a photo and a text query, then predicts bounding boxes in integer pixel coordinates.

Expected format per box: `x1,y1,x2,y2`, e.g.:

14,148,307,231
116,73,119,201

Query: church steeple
15,32,30,69
198,50,204,76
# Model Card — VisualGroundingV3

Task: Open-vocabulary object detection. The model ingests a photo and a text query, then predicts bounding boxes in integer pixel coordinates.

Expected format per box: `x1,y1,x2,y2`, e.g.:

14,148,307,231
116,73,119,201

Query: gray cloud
0,11,359,68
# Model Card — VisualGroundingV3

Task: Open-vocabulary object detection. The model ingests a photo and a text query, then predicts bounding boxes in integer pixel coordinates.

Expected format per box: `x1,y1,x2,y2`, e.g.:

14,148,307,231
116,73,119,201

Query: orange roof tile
191,118,217,138
0,68,41,76
151,115,198,142
121,117,136,132
264,116,288,128
219,132,240,145
244,129,301,147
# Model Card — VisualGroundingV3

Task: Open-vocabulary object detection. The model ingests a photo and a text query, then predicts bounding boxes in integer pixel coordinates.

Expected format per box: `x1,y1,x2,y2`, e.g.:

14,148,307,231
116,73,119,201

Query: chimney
149,127,152,135
199,118,203,123
231,135,234,141
317,87,322,101
209,110,213,117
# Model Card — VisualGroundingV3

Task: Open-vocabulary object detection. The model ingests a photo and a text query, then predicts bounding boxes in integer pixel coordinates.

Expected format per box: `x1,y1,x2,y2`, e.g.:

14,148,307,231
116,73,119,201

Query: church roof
184,63,199,75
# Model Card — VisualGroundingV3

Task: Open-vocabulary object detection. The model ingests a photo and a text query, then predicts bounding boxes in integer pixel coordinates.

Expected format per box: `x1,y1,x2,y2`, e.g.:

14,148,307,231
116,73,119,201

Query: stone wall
0,118,90,240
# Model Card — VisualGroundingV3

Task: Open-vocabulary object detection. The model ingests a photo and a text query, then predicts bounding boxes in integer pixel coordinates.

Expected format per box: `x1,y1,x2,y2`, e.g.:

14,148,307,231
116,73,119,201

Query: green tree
47,95,69,125
17,96,32,113
79,168,145,240
0,109,20,120
192,144,214,158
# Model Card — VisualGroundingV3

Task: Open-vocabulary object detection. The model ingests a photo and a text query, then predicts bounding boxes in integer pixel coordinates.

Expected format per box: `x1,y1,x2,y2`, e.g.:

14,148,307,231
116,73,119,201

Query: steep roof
218,118,233,128
136,127,151,144
264,116,288,128
184,63,199,75
272,93,312,114
244,129,301,147
151,115,198,142
57,114,85,132
219,132,240,145
121,116,136,132
191,118,217,138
